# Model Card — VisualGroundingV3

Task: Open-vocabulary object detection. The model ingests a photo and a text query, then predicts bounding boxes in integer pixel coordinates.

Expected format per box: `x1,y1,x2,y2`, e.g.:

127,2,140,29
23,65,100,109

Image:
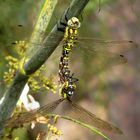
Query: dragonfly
4,17,137,137
5,17,137,128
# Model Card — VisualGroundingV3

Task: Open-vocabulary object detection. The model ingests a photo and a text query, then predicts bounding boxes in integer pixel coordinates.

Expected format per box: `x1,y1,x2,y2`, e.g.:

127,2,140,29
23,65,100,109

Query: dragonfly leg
57,7,71,32
72,77,79,83
64,10,69,22
57,11,69,32
57,21,66,32
69,73,79,83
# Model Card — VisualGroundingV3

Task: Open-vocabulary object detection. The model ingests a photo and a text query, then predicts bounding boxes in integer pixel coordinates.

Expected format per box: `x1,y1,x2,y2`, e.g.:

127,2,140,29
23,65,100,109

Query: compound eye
74,21,78,25
70,22,73,26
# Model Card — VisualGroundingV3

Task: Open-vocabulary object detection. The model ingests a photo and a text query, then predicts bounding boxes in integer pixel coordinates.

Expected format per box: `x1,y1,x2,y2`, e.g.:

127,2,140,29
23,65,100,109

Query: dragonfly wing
71,38,137,69
71,47,127,74
77,38,138,53
5,98,64,128
65,100,123,134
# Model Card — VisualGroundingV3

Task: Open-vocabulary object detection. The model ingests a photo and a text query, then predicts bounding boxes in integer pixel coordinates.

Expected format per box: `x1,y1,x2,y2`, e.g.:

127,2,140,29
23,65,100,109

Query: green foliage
3,40,57,94
2,127,29,140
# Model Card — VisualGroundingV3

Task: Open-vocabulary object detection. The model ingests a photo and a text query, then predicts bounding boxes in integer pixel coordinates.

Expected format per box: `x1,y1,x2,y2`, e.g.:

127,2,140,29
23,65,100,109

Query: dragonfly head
66,83,76,99
67,17,81,29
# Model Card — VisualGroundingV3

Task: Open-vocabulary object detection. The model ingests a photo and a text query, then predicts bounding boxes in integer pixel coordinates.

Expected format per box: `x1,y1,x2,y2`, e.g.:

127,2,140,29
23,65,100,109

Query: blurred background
0,0,139,140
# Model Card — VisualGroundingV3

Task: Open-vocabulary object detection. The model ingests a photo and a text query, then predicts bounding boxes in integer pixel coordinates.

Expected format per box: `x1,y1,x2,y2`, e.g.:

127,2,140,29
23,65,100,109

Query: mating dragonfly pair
5,16,137,136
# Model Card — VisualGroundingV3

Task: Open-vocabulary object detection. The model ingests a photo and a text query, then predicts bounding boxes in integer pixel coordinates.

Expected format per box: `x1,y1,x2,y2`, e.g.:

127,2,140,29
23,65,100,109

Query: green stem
47,114,111,140
26,0,58,58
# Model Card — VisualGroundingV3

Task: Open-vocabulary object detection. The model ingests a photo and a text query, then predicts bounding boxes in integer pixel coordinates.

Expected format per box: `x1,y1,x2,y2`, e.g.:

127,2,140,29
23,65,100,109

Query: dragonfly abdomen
59,17,80,99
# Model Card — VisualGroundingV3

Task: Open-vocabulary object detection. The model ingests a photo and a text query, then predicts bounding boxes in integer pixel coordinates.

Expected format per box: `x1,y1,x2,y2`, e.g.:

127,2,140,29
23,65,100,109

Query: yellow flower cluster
3,41,57,93
47,124,62,136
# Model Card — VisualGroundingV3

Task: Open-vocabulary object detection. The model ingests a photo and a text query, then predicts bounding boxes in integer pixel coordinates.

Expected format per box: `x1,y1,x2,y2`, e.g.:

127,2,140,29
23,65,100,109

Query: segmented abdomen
59,27,78,84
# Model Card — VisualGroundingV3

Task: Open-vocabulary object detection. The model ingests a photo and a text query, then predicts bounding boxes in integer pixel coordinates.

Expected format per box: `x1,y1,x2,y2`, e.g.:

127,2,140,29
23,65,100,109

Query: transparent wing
67,37,138,75
71,48,127,65
65,100,123,134
6,98,122,134
77,37,138,53
5,98,64,128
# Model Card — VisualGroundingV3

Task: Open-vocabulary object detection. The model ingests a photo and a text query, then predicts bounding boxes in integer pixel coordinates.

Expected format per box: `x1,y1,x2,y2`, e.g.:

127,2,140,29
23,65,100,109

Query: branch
48,114,111,140
26,0,58,58
0,0,89,134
